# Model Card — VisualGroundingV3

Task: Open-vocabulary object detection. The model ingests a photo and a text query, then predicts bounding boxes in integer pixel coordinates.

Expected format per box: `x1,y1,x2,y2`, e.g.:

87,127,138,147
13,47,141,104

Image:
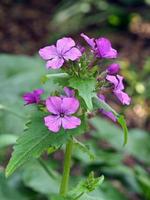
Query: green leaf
6,112,87,177
73,138,95,161
90,117,124,149
69,78,96,110
92,96,118,116
22,160,60,195
0,134,17,148
117,115,128,145
0,172,28,200
69,172,104,199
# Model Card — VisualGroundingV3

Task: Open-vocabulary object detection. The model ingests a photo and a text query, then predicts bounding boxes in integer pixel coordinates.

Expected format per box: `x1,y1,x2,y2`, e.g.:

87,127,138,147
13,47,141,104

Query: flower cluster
23,33,131,132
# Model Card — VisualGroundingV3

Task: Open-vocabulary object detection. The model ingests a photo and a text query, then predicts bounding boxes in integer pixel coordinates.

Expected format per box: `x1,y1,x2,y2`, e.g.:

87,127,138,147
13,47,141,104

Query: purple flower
107,63,120,74
98,94,116,122
23,89,44,105
44,96,81,132
106,75,131,105
81,33,117,59
95,38,117,59
64,87,75,97
39,37,82,69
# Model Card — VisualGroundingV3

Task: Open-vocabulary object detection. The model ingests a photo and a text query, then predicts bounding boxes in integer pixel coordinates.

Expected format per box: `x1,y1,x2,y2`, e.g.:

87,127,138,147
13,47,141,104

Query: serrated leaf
69,78,96,111
117,115,128,145
5,113,87,177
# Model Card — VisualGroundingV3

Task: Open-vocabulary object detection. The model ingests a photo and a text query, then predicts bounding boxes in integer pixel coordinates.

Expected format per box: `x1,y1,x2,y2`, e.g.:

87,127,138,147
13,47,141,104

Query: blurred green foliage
49,0,150,41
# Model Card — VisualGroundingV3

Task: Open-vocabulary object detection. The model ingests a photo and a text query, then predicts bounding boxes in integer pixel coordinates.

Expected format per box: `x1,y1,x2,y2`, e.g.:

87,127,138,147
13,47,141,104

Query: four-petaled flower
81,33,117,59
44,96,81,133
106,75,131,105
39,37,82,69
23,89,44,105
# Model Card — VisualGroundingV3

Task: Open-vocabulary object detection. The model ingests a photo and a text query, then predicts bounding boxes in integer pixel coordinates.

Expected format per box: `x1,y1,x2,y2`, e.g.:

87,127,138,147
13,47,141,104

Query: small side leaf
68,172,104,199
117,115,128,145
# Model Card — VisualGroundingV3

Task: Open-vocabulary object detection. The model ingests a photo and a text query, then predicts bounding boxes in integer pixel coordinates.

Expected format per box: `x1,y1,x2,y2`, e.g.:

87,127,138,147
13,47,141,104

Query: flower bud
107,63,120,74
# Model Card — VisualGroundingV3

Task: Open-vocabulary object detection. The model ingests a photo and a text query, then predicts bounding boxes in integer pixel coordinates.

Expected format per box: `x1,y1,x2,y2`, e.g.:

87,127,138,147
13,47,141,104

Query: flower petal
114,90,131,105
46,57,64,69
61,97,80,115
63,47,82,61
80,33,95,49
46,96,62,114
44,115,62,133
56,37,75,55
39,45,58,60
62,116,81,129
96,38,117,58
106,75,119,89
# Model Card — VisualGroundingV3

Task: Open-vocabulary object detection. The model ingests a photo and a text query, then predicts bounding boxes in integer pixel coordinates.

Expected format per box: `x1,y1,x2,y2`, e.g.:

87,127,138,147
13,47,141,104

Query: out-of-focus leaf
22,160,60,195
90,117,123,149
124,129,150,164
0,172,28,200
73,138,95,161
0,134,17,148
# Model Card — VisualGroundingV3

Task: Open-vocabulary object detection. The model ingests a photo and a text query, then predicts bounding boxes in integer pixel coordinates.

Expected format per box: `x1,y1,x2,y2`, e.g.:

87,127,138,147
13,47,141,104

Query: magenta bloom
64,87,75,97
23,89,44,105
98,94,116,122
44,96,81,132
39,37,82,69
81,33,117,59
107,63,120,74
106,75,131,105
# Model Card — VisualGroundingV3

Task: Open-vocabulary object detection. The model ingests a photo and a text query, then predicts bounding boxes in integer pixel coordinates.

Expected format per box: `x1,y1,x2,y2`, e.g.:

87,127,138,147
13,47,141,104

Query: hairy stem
59,139,73,197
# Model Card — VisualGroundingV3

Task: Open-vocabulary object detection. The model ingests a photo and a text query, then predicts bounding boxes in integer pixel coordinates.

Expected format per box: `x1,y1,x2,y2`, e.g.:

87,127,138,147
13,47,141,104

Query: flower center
60,113,65,118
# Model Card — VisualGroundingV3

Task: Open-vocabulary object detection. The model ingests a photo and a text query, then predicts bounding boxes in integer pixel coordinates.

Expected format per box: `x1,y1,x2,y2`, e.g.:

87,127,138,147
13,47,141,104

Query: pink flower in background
81,33,117,59
39,37,82,69
64,87,75,97
106,75,131,105
107,63,120,74
98,94,116,122
44,96,81,132
23,89,44,105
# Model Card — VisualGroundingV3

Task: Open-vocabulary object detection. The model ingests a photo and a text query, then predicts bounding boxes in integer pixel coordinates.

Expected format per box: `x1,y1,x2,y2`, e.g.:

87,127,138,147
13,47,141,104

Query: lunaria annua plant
6,33,131,199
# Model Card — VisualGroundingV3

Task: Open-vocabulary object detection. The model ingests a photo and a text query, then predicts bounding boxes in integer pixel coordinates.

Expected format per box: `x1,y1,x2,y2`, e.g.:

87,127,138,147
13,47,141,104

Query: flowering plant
5,34,130,199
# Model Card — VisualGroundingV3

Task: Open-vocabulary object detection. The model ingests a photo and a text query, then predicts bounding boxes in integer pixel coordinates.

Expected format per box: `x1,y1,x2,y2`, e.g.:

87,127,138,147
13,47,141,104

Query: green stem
59,139,73,197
